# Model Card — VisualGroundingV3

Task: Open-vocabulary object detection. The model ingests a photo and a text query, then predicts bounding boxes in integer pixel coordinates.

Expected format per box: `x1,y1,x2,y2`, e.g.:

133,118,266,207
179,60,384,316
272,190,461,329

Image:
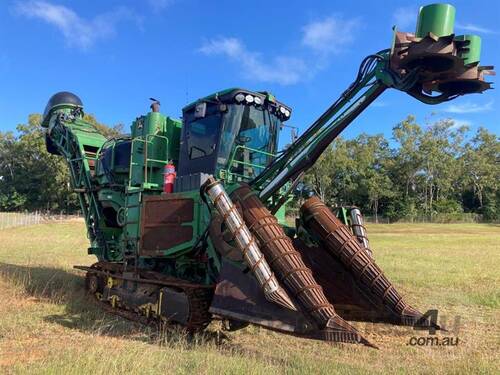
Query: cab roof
182,87,292,117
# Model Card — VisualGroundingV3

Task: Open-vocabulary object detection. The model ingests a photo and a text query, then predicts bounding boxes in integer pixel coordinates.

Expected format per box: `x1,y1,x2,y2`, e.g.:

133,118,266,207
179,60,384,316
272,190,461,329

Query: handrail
128,134,169,187
227,145,275,181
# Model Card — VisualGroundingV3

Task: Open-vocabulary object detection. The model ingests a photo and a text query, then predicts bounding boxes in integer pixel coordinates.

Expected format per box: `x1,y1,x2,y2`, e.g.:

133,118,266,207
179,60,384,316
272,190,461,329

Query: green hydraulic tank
455,35,482,65
416,4,455,38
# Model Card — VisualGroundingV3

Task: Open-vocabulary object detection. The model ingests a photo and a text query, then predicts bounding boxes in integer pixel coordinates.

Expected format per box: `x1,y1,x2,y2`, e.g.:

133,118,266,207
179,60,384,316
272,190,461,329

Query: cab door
178,103,223,177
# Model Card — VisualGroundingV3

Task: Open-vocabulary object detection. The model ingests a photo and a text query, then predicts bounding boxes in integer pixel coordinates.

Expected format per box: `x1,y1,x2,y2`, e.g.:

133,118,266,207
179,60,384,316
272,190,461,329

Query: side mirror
194,102,207,119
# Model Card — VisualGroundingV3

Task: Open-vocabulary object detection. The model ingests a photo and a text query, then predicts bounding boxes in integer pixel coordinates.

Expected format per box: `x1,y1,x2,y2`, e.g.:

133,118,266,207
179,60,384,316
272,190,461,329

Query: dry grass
0,221,499,374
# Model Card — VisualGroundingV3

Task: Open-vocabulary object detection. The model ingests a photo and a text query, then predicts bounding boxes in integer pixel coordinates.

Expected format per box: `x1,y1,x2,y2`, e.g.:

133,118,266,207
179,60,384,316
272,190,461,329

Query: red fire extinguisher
163,162,176,193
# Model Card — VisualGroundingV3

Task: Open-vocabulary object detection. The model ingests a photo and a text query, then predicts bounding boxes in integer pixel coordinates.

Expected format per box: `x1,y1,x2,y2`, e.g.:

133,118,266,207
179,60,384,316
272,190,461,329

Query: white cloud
199,15,360,85
392,6,417,31
392,9,496,35
199,37,243,58
444,100,494,114
301,15,359,53
15,1,135,50
148,0,175,12
456,23,496,35
448,118,472,129
199,37,308,85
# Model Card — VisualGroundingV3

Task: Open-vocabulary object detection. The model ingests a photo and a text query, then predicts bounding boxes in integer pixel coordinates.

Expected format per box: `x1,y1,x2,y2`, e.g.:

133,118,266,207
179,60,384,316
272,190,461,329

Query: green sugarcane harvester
43,4,494,346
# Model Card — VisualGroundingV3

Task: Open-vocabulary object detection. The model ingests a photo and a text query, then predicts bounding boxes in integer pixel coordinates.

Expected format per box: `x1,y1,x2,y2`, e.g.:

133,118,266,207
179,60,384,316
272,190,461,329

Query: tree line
0,113,122,213
0,114,498,222
300,116,499,222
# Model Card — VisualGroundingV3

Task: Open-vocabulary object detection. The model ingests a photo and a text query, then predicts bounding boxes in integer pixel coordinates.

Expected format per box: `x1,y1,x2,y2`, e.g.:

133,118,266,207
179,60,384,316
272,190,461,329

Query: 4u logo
414,309,439,334
413,309,461,335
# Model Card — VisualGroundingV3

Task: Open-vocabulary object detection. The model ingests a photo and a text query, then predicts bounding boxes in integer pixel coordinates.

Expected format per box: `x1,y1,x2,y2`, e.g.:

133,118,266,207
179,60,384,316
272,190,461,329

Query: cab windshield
218,104,280,180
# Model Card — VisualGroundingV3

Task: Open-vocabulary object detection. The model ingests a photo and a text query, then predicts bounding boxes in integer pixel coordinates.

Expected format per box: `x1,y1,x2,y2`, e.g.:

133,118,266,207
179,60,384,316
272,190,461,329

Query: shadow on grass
0,262,147,333
0,262,289,365
0,263,218,342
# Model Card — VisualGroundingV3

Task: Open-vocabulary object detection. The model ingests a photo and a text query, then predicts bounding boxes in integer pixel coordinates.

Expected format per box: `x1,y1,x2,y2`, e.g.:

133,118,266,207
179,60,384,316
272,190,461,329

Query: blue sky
0,0,498,143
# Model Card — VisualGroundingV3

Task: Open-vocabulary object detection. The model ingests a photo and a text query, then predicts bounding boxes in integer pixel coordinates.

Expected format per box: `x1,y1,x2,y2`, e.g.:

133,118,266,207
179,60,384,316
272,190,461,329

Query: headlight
279,106,286,114
235,93,245,103
245,94,254,103
254,96,262,105
284,109,290,117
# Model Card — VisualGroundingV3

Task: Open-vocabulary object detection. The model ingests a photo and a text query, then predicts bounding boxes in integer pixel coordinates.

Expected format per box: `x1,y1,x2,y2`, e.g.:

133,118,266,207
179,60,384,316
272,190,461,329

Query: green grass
0,221,499,374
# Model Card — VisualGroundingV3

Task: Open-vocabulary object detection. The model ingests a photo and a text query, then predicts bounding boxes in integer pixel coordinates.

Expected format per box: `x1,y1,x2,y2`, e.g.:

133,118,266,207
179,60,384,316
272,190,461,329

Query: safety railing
129,134,169,188
226,145,275,182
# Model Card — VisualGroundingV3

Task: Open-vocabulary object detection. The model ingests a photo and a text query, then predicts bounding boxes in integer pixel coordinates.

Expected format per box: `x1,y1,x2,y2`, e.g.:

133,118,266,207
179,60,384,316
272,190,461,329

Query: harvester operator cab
178,89,291,182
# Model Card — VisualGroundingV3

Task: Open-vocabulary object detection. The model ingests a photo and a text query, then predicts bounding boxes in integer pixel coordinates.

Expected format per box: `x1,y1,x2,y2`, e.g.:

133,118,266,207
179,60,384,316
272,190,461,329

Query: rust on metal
202,177,296,311
80,262,214,332
392,33,459,74
433,64,493,95
209,259,311,334
75,265,214,289
391,32,493,97
208,212,243,262
231,183,371,345
300,196,436,327
294,238,395,323
139,195,194,256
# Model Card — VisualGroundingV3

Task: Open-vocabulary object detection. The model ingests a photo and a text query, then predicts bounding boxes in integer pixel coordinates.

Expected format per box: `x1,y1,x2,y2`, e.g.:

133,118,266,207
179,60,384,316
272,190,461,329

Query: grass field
0,221,499,374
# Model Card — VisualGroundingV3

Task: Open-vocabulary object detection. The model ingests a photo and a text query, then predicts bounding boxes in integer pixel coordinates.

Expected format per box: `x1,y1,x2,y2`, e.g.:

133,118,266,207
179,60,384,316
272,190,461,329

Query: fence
363,212,484,224
286,208,486,224
1,210,491,230
0,211,81,230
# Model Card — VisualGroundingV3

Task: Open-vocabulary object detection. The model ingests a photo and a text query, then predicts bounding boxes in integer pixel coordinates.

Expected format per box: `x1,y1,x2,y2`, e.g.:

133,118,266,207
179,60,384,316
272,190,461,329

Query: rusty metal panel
300,196,427,327
210,259,310,333
203,177,296,311
139,195,194,256
230,184,369,345
293,238,393,323
231,185,335,326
